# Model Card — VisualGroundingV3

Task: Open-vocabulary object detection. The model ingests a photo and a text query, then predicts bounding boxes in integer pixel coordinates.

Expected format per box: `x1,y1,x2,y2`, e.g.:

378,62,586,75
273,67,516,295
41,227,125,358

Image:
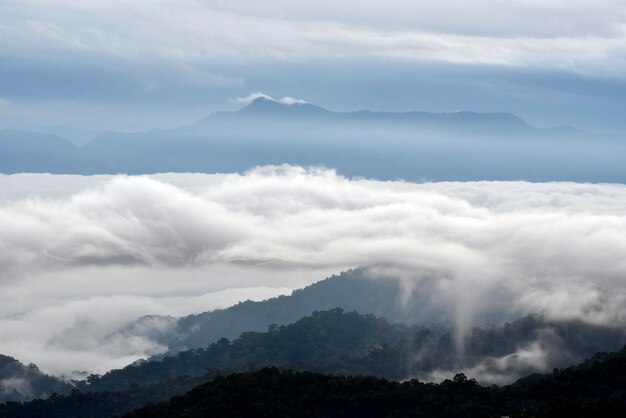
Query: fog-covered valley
1,167,626,398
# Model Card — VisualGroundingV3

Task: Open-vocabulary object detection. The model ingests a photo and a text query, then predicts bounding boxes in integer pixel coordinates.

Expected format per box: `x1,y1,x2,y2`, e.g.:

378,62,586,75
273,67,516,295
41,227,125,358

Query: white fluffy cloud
2,167,626,376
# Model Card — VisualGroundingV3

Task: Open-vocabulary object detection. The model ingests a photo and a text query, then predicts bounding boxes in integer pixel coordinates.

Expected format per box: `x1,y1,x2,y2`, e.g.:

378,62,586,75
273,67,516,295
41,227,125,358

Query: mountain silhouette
2,100,625,182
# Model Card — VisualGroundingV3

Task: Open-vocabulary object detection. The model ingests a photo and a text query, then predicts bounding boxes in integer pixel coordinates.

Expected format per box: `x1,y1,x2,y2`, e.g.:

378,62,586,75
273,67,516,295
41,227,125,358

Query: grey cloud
205,0,625,38
422,321,624,385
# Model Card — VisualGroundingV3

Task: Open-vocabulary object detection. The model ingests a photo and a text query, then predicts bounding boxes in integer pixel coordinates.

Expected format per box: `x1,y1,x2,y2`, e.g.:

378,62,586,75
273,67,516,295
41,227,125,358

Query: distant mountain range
2,98,626,181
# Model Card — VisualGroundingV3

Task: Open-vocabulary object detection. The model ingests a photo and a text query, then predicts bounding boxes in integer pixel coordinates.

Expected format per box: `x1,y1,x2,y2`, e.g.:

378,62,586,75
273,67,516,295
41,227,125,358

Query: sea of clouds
1,165,626,378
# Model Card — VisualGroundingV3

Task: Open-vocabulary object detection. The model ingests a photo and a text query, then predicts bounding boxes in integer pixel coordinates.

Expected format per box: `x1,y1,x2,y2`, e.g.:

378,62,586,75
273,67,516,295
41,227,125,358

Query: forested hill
2,309,626,418
7,347,626,418
0,355,70,403
83,309,626,394
79,309,413,393
153,269,443,351
123,348,626,418
139,269,626,362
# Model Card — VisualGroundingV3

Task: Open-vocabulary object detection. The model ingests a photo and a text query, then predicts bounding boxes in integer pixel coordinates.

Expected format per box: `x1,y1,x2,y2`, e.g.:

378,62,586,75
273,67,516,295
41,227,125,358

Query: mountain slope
128,269,626,366
78,309,412,393
80,309,626,393
0,355,71,403
147,270,434,351
0,130,83,174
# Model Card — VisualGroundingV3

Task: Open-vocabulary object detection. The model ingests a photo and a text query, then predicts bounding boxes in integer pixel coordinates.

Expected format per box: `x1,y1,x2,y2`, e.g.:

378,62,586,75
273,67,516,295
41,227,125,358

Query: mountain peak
245,96,287,109
239,97,329,117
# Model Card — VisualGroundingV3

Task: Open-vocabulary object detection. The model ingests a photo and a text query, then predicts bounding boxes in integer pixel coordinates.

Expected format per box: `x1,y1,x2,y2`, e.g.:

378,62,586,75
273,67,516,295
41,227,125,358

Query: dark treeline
126,369,502,418
0,376,209,418
121,359,626,418
121,362,626,418
5,349,626,418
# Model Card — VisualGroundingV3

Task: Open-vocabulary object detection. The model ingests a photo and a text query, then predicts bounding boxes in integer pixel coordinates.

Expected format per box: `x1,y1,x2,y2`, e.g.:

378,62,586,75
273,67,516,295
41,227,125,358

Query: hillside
156,270,422,351
135,269,626,364
0,130,82,174
85,309,626,392
79,309,413,393
0,355,71,403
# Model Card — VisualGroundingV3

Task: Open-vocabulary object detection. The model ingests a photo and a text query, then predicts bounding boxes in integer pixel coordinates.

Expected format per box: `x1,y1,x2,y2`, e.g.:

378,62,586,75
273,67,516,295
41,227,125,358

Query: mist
1,166,626,377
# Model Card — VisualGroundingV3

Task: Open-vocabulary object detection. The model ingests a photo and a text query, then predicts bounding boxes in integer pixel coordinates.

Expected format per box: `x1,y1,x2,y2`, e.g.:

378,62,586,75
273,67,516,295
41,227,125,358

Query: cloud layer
2,167,626,376
2,0,625,71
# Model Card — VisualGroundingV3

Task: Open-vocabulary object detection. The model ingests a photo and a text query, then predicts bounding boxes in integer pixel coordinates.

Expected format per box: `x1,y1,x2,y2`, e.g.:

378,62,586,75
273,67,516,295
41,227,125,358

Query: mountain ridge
188,97,538,133
1,100,624,182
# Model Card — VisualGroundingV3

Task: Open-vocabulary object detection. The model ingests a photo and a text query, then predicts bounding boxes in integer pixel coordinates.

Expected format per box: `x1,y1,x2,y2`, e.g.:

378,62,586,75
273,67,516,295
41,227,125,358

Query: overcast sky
1,0,626,134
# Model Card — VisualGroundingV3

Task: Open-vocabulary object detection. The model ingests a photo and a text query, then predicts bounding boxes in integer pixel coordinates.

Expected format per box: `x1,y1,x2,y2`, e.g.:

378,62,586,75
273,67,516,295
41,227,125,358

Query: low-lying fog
1,166,625,377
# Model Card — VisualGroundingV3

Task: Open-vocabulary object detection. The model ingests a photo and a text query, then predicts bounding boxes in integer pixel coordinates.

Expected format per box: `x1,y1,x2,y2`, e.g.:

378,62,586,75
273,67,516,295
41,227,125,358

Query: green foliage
80,308,413,393
167,269,413,351
122,358,626,418
123,368,501,418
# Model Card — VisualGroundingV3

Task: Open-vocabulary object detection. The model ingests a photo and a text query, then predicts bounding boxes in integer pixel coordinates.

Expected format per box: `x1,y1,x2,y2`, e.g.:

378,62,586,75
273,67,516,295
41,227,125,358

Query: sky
1,0,626,135
2,168,626,377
